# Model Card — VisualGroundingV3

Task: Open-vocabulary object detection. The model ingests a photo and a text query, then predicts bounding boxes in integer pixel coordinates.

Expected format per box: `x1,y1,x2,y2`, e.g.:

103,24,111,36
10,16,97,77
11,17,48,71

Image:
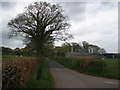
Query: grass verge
52,57,119,79
22,58,54,88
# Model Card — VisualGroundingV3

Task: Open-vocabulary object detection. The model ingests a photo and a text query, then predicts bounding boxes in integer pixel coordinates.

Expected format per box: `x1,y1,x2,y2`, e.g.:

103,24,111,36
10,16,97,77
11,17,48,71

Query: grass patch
52,57,119,79
23,58,54,88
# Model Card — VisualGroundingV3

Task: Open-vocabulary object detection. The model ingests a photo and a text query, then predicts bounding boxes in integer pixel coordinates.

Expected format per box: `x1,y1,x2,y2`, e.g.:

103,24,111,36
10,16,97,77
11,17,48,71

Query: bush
79,60,107,73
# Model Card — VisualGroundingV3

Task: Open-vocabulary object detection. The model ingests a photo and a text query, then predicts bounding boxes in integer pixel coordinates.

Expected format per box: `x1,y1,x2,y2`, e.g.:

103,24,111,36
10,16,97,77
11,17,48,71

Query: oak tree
8,2,72,57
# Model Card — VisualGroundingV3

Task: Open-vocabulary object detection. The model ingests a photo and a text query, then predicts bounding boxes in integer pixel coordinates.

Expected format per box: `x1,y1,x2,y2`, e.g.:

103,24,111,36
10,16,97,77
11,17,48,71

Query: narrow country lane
47,58,118,88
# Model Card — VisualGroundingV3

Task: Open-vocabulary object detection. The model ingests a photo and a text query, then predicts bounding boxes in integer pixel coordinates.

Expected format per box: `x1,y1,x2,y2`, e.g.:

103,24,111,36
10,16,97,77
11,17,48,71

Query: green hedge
53,57,119,79
78,60,107,73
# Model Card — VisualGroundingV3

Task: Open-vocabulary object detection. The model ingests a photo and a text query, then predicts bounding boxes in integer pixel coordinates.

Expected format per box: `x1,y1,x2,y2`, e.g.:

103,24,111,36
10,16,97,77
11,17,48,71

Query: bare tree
8,2,72,57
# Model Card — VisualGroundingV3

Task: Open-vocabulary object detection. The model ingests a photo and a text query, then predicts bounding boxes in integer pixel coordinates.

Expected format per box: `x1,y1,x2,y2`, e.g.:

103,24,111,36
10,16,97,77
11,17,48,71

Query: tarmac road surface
47,58,119,88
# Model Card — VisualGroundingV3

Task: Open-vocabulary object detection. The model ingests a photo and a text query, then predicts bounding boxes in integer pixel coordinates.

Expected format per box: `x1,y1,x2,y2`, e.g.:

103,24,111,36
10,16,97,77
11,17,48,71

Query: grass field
53,57,119,79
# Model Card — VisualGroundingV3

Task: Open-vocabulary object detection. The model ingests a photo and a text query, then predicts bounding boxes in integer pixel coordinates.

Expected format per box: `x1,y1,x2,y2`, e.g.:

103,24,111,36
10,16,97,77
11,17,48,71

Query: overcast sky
0,0,118,53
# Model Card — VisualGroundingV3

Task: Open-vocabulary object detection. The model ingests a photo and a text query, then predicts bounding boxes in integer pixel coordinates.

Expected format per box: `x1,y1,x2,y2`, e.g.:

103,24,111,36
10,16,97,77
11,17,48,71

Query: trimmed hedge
78,60,107,73
2,57,39,88
53,57,118,79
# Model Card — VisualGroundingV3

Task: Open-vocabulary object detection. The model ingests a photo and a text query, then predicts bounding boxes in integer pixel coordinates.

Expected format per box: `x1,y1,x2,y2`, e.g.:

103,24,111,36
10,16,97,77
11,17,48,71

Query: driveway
47,58,118,88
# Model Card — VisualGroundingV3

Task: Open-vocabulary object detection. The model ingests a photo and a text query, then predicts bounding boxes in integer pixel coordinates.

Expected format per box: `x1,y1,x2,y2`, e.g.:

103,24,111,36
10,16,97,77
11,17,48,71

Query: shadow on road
47,58,64,68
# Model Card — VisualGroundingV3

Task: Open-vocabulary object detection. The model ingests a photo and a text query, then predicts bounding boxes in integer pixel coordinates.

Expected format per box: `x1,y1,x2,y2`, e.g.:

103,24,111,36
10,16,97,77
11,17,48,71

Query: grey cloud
89,2,117,14
2,38,25,49
1,15,24,49
101,2,117,7
2,2,16,10
2,28,24,49
2,24,24,49
1,2,26,49
59,2,86,22
61,2,86,13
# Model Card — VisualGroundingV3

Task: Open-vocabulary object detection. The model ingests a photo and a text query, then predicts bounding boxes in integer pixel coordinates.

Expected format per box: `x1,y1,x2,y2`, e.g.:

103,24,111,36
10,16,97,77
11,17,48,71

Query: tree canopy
54,41,107,56
8,2,72,57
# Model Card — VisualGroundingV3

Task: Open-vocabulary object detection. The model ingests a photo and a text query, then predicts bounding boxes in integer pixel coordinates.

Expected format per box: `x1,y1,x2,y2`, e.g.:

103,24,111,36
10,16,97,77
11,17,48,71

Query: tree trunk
35,42,44,58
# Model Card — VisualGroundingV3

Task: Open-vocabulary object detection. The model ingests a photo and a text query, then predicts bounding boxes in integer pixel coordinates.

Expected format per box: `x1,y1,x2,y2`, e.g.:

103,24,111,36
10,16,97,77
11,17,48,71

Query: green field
53,57,119,79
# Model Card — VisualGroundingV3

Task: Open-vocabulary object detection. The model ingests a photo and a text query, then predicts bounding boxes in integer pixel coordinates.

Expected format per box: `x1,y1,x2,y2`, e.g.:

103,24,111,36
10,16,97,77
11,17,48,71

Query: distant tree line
1,42,55,57
1,41,107,57
1,47,14,55
55,41,107,57
1,46,35,56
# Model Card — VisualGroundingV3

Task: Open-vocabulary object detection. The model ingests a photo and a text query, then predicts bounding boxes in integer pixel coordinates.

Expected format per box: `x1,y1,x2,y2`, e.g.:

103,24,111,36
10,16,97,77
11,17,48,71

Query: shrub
79,60,107,73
